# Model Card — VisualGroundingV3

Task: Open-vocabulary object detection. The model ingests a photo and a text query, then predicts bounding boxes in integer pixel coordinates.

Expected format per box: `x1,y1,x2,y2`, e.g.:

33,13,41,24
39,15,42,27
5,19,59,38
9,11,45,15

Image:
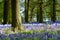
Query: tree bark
11,0,22,31
25,0,29,23
3,0,11,24
51,0,56,22
30,7,35,22
37,6,39,22
39,0,43,23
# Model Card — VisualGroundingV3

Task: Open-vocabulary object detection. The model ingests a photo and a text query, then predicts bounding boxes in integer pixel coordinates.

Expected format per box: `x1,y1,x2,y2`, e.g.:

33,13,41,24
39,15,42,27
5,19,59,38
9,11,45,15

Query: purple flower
34,27,40,30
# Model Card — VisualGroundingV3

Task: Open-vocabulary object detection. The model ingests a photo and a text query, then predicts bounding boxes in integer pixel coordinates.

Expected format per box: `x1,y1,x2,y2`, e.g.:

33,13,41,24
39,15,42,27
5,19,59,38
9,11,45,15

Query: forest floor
0,25,60,34
0,24,60,40
0,23,60,35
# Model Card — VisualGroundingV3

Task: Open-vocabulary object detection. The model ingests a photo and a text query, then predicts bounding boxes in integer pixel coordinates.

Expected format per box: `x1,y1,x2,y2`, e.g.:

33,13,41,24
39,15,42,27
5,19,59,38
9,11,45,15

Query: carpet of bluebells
0,21,60,40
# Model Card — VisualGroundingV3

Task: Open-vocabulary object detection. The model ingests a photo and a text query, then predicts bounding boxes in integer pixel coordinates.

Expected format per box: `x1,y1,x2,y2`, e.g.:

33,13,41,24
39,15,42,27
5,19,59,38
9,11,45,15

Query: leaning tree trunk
11,0,22,31
51,0,56,22
3,0,10,24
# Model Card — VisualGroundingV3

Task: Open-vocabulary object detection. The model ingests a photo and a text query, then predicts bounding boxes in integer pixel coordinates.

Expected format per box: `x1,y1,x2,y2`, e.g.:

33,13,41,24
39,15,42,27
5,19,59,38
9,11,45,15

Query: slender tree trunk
11,0,22,31
30,7,34,22
3,0,10,24
37,6,39,22
25,0,29,23
39,0,43,23
51,0,56,22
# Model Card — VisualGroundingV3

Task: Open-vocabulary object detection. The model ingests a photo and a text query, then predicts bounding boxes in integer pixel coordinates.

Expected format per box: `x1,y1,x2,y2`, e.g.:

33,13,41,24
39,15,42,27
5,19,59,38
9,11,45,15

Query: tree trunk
3,0,11,24
25,0,29,23
37,6,39,22
30,7,34,22
39,0,43,23
11,0,22,31
51,0,56,22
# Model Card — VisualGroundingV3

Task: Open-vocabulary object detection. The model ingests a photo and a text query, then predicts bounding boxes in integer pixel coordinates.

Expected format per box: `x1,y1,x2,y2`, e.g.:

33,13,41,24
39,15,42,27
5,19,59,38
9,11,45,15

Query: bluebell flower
32,32,38,37
25,34,31,38
47,34,52,38
31,22,39,24
0,34,7,38
8,34,14,40
55,20,60,23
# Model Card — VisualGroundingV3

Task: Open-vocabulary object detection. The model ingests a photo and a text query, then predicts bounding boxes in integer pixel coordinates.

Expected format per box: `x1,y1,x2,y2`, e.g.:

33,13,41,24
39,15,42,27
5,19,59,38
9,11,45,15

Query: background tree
3,0,11,24
51,0,56,22
25,0,29,23
0,0,4,23
29,0,37,22
0,0,60,24
39,0,43,23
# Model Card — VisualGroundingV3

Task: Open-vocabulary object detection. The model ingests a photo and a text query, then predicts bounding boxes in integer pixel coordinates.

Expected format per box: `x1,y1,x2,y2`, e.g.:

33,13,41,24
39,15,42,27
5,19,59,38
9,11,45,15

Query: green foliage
0,1,4,23
0,0,60,23
47,38,56,40
4,37,10,40
0,0,12,24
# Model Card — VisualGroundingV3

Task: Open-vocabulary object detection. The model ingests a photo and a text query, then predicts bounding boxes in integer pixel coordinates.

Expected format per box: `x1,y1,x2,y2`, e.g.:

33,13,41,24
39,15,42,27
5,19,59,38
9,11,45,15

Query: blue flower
47,34,52,38
25,34,31,38
8,34,14,40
